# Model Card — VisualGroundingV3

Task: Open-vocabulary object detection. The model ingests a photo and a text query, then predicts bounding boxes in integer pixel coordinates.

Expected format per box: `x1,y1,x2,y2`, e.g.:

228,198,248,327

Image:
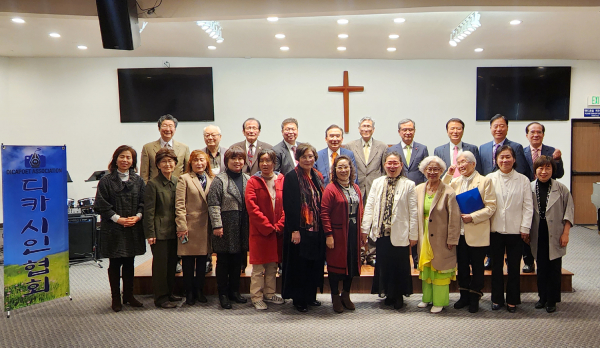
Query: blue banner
2,145,69,312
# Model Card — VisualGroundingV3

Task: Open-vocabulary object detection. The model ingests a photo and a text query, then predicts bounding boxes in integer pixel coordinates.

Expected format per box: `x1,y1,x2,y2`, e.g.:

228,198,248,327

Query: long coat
320,182,364,275
530,179,574,261
245,172,285,264
175,173,213,256
415,182,461,271
94,169,146,258
345,138,388,200
143,172,178,240
207,172,250,254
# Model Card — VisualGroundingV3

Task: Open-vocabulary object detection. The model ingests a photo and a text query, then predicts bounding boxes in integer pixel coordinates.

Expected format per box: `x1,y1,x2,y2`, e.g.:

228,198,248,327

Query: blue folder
455,187,485,214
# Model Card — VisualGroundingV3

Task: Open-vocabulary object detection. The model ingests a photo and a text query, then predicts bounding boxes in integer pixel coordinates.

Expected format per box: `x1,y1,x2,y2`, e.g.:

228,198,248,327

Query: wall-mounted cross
328,71,364,133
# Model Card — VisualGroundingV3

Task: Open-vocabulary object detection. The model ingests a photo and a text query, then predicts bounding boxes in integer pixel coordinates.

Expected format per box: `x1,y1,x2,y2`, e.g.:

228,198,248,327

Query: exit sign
589,96,600,105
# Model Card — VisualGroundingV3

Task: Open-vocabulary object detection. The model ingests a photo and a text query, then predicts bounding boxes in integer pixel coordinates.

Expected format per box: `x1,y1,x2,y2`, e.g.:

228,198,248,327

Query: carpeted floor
1,225,599,348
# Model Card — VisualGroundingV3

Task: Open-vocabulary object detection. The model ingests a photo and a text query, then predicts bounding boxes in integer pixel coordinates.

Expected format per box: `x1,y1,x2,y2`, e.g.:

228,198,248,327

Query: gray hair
158,114,178,128
203,125,221,135
281,118,299,130
418,156,447,175
457,150,477,165
398,118,415,130
358,117,375,128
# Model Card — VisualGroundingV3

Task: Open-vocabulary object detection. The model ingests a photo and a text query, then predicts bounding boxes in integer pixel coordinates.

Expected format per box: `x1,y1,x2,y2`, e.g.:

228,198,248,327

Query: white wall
1,56,598,223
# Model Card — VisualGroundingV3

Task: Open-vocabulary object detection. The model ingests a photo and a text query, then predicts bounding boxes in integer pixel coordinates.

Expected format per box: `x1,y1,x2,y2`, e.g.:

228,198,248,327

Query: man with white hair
202,125,227,175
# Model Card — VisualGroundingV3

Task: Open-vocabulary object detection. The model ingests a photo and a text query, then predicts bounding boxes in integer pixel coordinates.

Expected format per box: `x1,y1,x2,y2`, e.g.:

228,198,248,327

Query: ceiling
1,1,600,59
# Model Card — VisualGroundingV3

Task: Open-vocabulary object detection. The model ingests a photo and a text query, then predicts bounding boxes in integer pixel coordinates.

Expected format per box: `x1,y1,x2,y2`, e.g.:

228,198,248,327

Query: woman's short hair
155,148,178,169
186,150,214,178
495,145,517,169
256,148,277,165
295,143,318,162
224,146,247,166
331,155,356,184
108,145,138,172
456,150,477,165
418,155,447,175
533,155,556,174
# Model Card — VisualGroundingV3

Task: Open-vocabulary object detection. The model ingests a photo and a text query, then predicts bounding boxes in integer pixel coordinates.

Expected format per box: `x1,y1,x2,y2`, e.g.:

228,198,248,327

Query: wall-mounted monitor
476,66,571,121
118,67,214,123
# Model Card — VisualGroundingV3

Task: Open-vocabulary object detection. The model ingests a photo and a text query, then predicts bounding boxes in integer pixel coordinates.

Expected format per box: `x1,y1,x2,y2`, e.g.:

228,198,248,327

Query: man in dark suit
387,118,428,268
273,118,301,175
521,121,565,273
434,118,482,176
229,118,272,176
314,124,358,186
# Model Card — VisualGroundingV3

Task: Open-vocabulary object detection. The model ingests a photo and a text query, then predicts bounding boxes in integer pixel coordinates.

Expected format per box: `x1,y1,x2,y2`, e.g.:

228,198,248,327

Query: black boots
469,291,482,313
108,267,122,312
454,290,470,309
121,263,143,308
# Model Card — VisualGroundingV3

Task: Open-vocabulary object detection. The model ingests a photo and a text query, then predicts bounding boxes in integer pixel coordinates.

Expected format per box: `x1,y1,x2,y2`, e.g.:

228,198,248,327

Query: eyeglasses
204,133,220,138
385,161,401,167
283,127,297,132
300,155,315,160
399,128,415,133
456,160,470,166
245,126,259,131
160,124,176,129
335,165,350,170
160,159,175,164
426,167,441,173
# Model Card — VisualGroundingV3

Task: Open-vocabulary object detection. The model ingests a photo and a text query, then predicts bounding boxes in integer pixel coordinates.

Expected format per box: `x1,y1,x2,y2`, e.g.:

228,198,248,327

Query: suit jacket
345,138,388,199
434,142,483,176
415,182,461,271
387,141,429,185
229,140,272,175
175,173,213,256
442,171,497,247
530,179,574,261
361,176,418,246
201,146,227,174
479,138,531,178
273,140,301,175
314,147,358,186
143,172,178,240
524,144,565,181
140,139,190,184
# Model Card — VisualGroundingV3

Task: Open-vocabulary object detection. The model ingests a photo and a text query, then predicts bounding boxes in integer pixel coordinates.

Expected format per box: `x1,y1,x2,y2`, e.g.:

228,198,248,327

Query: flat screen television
476,66,571,121
118,67,215,123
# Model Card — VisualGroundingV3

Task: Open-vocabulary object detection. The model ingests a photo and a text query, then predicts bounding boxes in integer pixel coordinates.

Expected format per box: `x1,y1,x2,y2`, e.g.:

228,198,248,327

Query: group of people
93,112,573,315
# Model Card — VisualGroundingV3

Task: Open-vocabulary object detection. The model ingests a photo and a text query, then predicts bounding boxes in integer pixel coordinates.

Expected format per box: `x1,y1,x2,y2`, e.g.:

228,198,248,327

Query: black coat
94,169,146,258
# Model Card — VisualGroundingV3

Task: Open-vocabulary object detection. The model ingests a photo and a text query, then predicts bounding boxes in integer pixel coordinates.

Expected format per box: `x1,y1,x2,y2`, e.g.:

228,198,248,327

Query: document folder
455,187,484,214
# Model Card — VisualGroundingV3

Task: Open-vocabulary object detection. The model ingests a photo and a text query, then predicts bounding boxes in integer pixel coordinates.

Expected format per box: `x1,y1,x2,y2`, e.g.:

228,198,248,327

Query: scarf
295,166,324,232
379,175,401,236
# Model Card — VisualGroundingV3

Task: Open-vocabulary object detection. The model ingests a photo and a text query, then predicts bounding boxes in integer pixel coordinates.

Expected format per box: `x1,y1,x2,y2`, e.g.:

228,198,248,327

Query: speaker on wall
96,0,141,50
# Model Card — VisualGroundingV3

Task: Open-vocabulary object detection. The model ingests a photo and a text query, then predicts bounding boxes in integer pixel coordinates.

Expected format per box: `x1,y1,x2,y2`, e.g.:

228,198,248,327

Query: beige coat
175,173,213,256
345,138,388,199
530,179,574,261
416,182,461,271
442,171,496,247
140,139,190,184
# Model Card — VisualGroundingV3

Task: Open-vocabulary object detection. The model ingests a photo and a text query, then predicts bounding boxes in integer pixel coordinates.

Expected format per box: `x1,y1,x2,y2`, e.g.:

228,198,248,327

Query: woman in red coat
245,149,286,310
321,155,365,313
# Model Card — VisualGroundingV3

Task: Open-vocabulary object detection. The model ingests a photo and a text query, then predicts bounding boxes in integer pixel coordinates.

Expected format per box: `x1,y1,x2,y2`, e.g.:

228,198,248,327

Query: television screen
118,67,214,123
476,67,571,121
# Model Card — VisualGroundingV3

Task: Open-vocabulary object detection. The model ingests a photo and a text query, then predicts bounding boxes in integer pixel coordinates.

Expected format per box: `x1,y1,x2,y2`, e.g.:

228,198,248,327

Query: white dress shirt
160,138,174,148
327,148,341,168
284,141,298,165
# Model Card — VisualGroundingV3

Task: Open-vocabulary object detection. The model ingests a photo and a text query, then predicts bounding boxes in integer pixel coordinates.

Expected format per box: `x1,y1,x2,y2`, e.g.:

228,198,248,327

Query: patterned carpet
1,225,599,348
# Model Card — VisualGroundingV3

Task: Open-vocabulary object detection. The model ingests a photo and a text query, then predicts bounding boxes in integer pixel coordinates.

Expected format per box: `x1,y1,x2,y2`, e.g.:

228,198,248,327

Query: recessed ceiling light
267,17,278,22
216,38,224,43
337,46,346,51
12,18,25,24
275,34,285,39
474,48,484,52
394,18,405,23
208,46,216,50
77,45,88,50
449,40,457,47
338,34,348,39
387,47,397,52
337,19,349,25
510,19,522,25
49,33,61,38
280,46,289,51
389,34,399,39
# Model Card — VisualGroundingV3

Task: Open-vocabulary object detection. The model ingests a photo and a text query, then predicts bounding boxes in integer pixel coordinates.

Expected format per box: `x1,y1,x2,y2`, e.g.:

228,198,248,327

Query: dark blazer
524,144,565,181
479,138,531,178
313,147,358,186
273,140,301,175
143,172,178,240
229,140,272,175
387,141,429,185
434,142,483,175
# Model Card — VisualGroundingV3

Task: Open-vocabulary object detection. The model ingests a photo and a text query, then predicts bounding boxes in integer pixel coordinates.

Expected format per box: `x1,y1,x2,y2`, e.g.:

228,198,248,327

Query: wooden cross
328,71,364,133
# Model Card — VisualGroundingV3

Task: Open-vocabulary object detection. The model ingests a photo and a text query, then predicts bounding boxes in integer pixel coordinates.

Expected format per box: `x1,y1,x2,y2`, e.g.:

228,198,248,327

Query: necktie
331,151,338,167
406,145,411,164
492,143,499,167
453,145,461,178
248,144,255,166
364,143,371,162
532,148,540,163
291,145,298,165
164,143,172,150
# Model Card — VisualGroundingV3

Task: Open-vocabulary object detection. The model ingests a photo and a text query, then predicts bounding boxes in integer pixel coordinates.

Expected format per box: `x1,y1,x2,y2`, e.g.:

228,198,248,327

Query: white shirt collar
245,140,257,149
361,138,373,147
328,148,341,158
160,138,174,148
284,141,297,150
449,141,463,150
402,141,414,149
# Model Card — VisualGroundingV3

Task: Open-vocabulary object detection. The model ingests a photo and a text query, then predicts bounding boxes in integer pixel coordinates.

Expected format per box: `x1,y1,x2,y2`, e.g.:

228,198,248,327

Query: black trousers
216,252,243,296
292,258,319,307
108,256,135,276
490,232,522,305
522,243,535,267
329,272,353,295
181,255,208,295
150,239,178,306
536,220,562,305
456,235,486,294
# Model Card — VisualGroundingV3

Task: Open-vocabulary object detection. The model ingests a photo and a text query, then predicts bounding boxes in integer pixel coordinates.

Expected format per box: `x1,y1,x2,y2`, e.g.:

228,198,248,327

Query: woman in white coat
487,145,533,313
361,151,418,309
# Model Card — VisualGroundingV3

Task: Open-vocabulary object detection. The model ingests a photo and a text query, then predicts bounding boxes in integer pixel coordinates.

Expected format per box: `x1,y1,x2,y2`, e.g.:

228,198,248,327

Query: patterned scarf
196,172,207,190
379,175,401,236
295,167,324,232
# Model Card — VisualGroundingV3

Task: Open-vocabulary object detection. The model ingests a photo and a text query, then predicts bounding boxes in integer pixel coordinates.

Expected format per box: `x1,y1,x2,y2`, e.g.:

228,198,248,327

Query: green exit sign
589,96,600,105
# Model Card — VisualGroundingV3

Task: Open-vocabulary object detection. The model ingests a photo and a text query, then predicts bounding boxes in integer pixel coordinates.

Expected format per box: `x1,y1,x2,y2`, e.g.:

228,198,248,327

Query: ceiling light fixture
510,19,522,25
394,18,405,23
12,18,25,24
338,34,348,39
275,34,285,39
49,33,61,38
449,11,481,46
474,48,484,52
267,17,279,22
77,45,88,50
139,21,148,34
280,46,289,51
337,19,349,25
389,34,399,39
208,46,216,50
196,21,224,43
387,47,397,52
337,46,346,51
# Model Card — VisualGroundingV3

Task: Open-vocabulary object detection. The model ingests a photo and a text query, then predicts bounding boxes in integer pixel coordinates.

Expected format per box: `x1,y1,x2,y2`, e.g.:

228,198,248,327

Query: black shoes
159,301,177,309
295,304,308,312
219,295,232,309
384,297,394,306
196,291,208,303
308,300,321,307
507,305,517,313
468,292,481,313
186,293,196,306
535,300,546,309
492,303,504,310
522,264,535,273
394,297,404,309
169,295,182,302
546,303,557,313
229,292,248,303
454,290,470,309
